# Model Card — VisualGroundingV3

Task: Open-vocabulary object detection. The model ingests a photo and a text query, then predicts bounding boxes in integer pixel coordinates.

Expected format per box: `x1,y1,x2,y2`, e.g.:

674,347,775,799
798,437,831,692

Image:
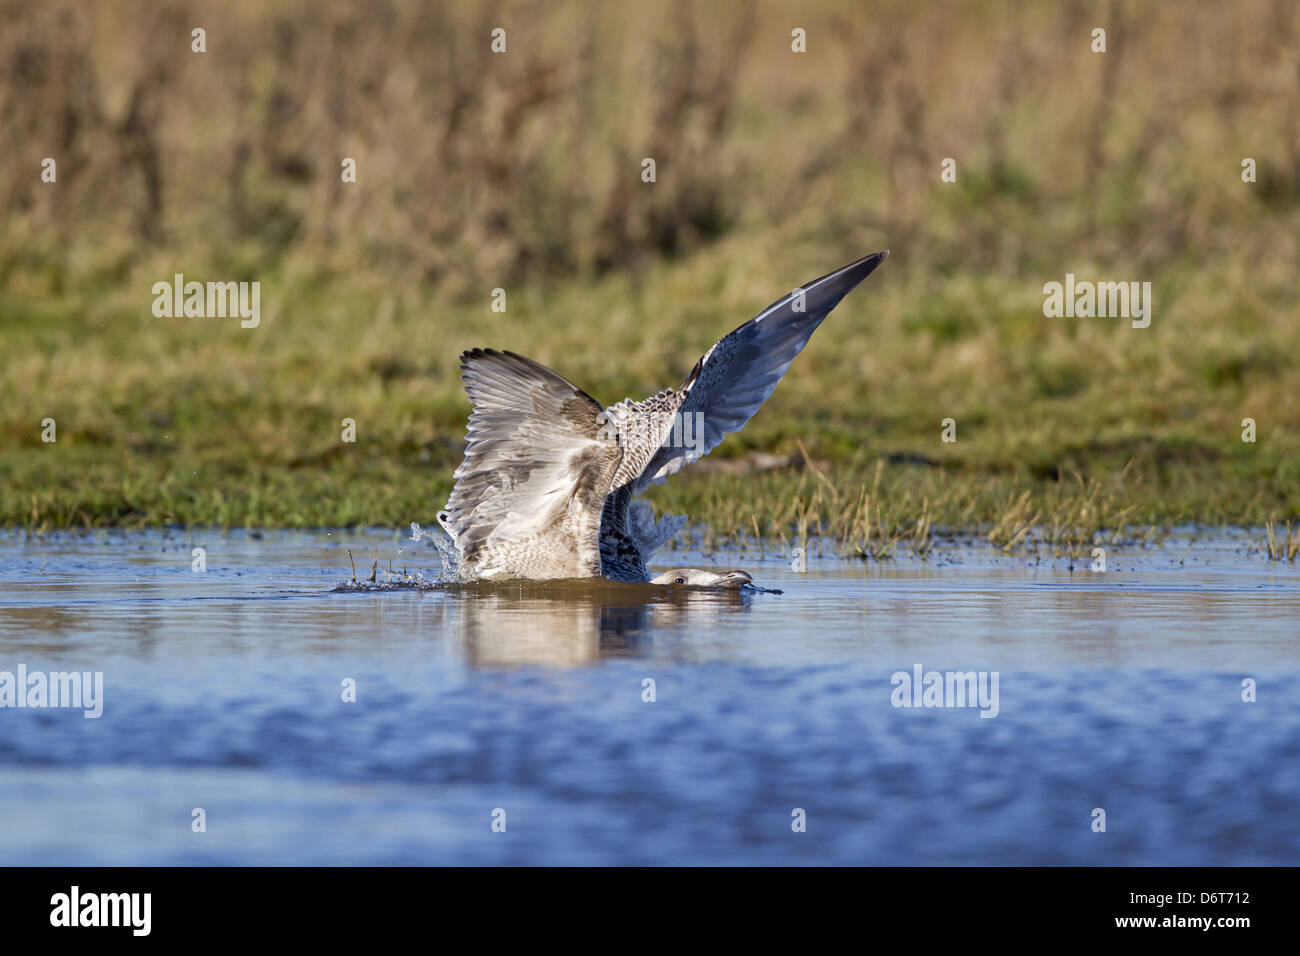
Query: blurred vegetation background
2,0,1298,553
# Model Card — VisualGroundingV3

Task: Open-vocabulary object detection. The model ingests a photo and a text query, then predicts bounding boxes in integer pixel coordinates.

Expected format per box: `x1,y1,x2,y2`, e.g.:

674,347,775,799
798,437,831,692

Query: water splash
329,522,463,591
330,517,772,592
332,576,440,592
410,520,470,583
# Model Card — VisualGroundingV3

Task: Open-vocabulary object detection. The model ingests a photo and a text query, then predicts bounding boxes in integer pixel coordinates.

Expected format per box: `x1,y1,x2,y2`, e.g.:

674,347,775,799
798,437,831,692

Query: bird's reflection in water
440,580,755,667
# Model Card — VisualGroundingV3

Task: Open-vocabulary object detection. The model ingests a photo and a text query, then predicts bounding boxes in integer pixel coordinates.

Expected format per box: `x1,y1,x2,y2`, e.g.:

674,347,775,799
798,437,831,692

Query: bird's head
649,568,754,588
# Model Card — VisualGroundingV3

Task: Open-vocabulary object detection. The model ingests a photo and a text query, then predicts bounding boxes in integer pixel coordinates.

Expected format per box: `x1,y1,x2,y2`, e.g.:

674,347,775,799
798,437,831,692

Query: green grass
3,238,1297,556
3,0,1299,556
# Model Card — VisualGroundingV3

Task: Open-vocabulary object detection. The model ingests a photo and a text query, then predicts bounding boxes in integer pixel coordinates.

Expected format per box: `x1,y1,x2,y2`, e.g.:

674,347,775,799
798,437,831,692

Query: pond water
1,528,1297,865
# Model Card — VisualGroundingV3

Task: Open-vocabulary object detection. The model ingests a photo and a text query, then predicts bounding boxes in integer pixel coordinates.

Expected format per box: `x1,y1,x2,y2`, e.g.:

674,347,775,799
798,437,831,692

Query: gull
435,251,888,585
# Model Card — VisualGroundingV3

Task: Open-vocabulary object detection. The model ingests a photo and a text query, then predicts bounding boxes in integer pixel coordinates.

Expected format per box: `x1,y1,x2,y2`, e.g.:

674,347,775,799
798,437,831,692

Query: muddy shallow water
1,529,1297,864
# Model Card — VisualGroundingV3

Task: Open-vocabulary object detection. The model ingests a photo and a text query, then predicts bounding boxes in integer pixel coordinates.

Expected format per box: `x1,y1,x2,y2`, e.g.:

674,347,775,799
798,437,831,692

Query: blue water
1,529,1297,864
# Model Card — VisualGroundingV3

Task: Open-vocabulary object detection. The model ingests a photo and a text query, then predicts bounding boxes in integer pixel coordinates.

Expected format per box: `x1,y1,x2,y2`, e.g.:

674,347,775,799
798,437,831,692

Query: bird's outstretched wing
633,251,888,492
439,349,622,577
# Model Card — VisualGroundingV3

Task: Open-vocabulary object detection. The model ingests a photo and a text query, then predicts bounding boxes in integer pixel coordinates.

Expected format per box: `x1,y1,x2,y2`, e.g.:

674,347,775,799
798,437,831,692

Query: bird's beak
721,570,754,587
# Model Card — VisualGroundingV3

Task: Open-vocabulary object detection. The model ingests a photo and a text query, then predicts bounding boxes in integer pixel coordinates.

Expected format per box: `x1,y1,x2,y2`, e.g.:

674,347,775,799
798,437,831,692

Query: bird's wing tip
829,250,889,287
461,347,532,373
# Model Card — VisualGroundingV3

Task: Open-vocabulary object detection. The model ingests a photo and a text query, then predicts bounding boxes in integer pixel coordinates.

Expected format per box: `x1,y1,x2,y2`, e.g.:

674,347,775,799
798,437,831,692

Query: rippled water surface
1,529,1297,865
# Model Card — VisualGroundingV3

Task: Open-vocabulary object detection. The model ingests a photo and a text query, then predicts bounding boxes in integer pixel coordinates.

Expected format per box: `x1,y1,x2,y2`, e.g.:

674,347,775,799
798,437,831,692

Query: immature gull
436,251,888,585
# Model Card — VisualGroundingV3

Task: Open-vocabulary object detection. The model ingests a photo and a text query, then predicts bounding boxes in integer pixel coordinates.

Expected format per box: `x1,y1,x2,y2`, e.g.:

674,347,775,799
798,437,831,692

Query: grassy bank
5,241,1297,553
2,0,1298,553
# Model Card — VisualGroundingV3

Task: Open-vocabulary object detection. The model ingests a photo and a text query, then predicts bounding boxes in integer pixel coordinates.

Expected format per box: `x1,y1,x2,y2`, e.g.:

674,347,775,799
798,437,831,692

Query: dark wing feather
634,251,887,491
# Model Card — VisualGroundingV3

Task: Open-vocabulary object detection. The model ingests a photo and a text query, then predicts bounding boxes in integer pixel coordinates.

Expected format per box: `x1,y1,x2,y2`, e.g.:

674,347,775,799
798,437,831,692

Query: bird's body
436,251,888,586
